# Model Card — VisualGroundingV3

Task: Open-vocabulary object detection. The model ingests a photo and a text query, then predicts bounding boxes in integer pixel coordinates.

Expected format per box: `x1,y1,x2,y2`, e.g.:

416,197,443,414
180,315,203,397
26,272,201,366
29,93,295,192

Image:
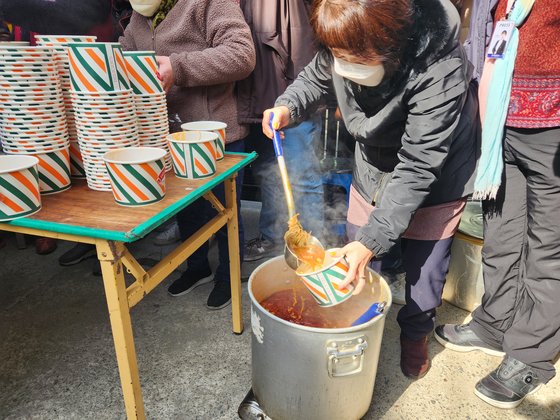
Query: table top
0,152,256,242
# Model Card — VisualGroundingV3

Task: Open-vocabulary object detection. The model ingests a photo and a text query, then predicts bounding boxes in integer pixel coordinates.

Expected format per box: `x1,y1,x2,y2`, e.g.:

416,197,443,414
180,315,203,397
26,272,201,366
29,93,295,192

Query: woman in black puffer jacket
263,0,480,379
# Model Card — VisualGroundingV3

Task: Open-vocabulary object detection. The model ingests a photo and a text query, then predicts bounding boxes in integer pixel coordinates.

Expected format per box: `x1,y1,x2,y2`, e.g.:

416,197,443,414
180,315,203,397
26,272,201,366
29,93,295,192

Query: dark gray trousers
471,126,560,383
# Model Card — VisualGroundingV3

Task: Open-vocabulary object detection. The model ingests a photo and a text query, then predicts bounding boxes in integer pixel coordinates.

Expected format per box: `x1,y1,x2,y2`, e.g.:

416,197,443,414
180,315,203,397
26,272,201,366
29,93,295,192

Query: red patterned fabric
494,0,560,128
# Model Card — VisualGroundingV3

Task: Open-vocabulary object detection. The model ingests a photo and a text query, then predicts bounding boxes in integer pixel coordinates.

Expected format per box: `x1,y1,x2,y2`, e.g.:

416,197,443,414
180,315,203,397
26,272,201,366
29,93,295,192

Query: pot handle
327,336,368,377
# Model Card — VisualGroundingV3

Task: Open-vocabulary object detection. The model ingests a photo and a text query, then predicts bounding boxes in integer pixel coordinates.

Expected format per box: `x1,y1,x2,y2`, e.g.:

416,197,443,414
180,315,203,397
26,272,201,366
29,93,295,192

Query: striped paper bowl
167,131,217,179
0,155,41,221
32,147,72,194
67,42,130,92
123,51,163,95
35,35,97,44
296,248,354,307
103,147,167,206
69,141,86,178
180,121,226,161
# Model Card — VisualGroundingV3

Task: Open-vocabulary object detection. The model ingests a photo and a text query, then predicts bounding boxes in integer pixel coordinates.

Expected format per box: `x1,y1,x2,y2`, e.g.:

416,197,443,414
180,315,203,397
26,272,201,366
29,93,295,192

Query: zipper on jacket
146,19,156,51
372,173,388,206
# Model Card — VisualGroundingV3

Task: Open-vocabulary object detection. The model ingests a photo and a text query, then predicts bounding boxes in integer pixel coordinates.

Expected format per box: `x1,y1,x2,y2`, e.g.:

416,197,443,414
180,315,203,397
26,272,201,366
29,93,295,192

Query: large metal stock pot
248,256,392,420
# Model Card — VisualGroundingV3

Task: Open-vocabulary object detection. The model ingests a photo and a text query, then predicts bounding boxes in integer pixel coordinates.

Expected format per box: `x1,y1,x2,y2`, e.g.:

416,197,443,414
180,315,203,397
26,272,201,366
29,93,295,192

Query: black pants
176,140,245,284
471,126,560,383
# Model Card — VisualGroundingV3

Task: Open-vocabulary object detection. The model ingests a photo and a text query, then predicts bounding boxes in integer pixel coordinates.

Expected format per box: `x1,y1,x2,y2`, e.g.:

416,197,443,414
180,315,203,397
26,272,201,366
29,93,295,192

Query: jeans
248,116,324,243
176,140,245,284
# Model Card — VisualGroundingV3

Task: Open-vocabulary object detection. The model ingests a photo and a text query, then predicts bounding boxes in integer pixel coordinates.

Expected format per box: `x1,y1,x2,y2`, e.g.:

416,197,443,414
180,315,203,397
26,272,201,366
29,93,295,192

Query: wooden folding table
0,152,256,419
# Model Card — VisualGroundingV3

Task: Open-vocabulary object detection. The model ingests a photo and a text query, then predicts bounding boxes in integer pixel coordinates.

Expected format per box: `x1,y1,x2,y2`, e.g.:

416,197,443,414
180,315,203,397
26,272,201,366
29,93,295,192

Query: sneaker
435,324,505,357
59,243,96,266
154,222,181,246
474,356,542,409
244,236,281,262
400,333,431,379
206,281,231,310
168,267,213,297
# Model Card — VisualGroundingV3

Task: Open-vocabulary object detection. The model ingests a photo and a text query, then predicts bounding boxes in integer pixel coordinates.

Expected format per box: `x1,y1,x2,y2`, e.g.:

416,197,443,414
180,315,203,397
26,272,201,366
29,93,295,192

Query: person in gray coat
263,0,480,379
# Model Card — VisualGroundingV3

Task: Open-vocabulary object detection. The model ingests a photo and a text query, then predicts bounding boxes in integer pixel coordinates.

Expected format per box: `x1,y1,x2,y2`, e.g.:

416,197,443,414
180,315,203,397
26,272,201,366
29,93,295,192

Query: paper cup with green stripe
103,147,167,207
0,155,41,221
35,35,97,44
31,147,72,194
167,131,217,179
67,42,130,92
123,51,163,94
296,248,354,307
69,141,86,178
181,121,226,161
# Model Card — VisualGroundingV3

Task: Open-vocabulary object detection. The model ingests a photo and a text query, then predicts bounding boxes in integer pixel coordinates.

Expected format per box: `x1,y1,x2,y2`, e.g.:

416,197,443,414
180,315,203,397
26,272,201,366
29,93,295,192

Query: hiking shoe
154,222,181,246
59,243,96,266
474,356,542,409
435,324,505,357
206,281,231,310
400,334,431,379
168,267,213,297
244,236,281,262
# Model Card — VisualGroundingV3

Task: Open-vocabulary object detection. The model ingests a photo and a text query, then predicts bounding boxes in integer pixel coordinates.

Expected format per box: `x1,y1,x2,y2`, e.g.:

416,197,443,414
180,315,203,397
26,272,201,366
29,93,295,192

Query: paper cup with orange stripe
30,147,72,194
296,248,354,307
123,51,163,95
181,121,226,161
103,147,167,207
0,155,41,221
167,131,217,179
35,35,97,44
67,42,130,92
69,141,86,178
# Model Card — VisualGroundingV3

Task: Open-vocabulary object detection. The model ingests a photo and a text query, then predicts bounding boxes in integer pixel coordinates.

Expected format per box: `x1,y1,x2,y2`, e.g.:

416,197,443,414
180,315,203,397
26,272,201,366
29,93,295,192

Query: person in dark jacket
237,0,324,261
263,0,480,379
491,30,507,56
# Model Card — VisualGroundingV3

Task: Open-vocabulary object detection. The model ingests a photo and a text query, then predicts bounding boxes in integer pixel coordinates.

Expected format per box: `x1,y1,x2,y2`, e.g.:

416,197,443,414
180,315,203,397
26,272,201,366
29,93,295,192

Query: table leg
224,176,244,333
97,240,146,419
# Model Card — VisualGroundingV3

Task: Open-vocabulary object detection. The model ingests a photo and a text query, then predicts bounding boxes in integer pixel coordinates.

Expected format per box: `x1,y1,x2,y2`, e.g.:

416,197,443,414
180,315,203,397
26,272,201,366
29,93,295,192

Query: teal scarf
473,0,535,200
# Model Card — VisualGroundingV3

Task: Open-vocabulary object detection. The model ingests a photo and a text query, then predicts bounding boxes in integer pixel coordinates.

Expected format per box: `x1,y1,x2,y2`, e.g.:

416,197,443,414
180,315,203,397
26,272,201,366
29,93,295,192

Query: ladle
269,112,325,270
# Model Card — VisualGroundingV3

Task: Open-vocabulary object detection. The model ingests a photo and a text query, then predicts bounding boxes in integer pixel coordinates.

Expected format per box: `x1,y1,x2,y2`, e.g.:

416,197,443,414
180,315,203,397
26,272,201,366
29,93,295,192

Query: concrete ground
0,200,558,420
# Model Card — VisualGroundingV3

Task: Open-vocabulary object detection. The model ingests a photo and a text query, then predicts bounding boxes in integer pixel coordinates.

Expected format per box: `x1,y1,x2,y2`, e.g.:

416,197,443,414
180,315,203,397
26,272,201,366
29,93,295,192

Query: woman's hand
156,56,174,92
262,106,290,139
336,241,374,295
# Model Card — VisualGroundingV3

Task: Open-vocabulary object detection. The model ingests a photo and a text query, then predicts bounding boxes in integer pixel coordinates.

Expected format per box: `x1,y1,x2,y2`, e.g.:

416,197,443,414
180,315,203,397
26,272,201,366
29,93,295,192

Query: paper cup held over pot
0,155,42,221
103,147,167,206
181,121,226,161
296,248,354,307
167,131,217,179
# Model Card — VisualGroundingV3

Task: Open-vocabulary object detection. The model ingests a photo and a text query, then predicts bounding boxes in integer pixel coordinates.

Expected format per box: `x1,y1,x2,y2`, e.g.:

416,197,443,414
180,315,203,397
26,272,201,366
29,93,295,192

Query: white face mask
333,56,385,87
129,0,163,17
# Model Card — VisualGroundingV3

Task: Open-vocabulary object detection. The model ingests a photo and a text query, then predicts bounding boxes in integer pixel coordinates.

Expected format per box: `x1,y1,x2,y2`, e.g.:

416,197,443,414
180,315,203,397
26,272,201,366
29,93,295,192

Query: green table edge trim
1,152,257,243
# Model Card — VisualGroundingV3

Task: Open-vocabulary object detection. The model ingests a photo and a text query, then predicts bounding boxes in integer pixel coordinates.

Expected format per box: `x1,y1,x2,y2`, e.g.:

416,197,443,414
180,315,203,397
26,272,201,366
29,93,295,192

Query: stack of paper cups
70,90,139,191
123,51,171,172
35,35,97,178
67,42,138,191
0,45,72,194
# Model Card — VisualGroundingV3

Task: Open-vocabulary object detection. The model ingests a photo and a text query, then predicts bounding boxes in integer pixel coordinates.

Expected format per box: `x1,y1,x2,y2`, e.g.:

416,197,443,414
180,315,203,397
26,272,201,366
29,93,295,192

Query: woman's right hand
262,106,290,139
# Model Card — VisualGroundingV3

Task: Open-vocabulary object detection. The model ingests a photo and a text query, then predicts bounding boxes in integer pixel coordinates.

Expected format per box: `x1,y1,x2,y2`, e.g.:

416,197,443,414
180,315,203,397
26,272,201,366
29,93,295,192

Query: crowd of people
1,0,558,411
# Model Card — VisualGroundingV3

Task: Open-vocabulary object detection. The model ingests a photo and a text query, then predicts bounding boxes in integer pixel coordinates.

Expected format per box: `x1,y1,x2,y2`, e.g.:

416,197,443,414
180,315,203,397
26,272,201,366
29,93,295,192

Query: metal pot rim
248,256,392,334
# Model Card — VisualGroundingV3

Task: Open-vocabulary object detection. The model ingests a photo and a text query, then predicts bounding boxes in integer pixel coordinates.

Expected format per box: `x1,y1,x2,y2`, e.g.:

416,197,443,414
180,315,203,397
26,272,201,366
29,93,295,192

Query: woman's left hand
156,56,174,92
336,241,374,295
